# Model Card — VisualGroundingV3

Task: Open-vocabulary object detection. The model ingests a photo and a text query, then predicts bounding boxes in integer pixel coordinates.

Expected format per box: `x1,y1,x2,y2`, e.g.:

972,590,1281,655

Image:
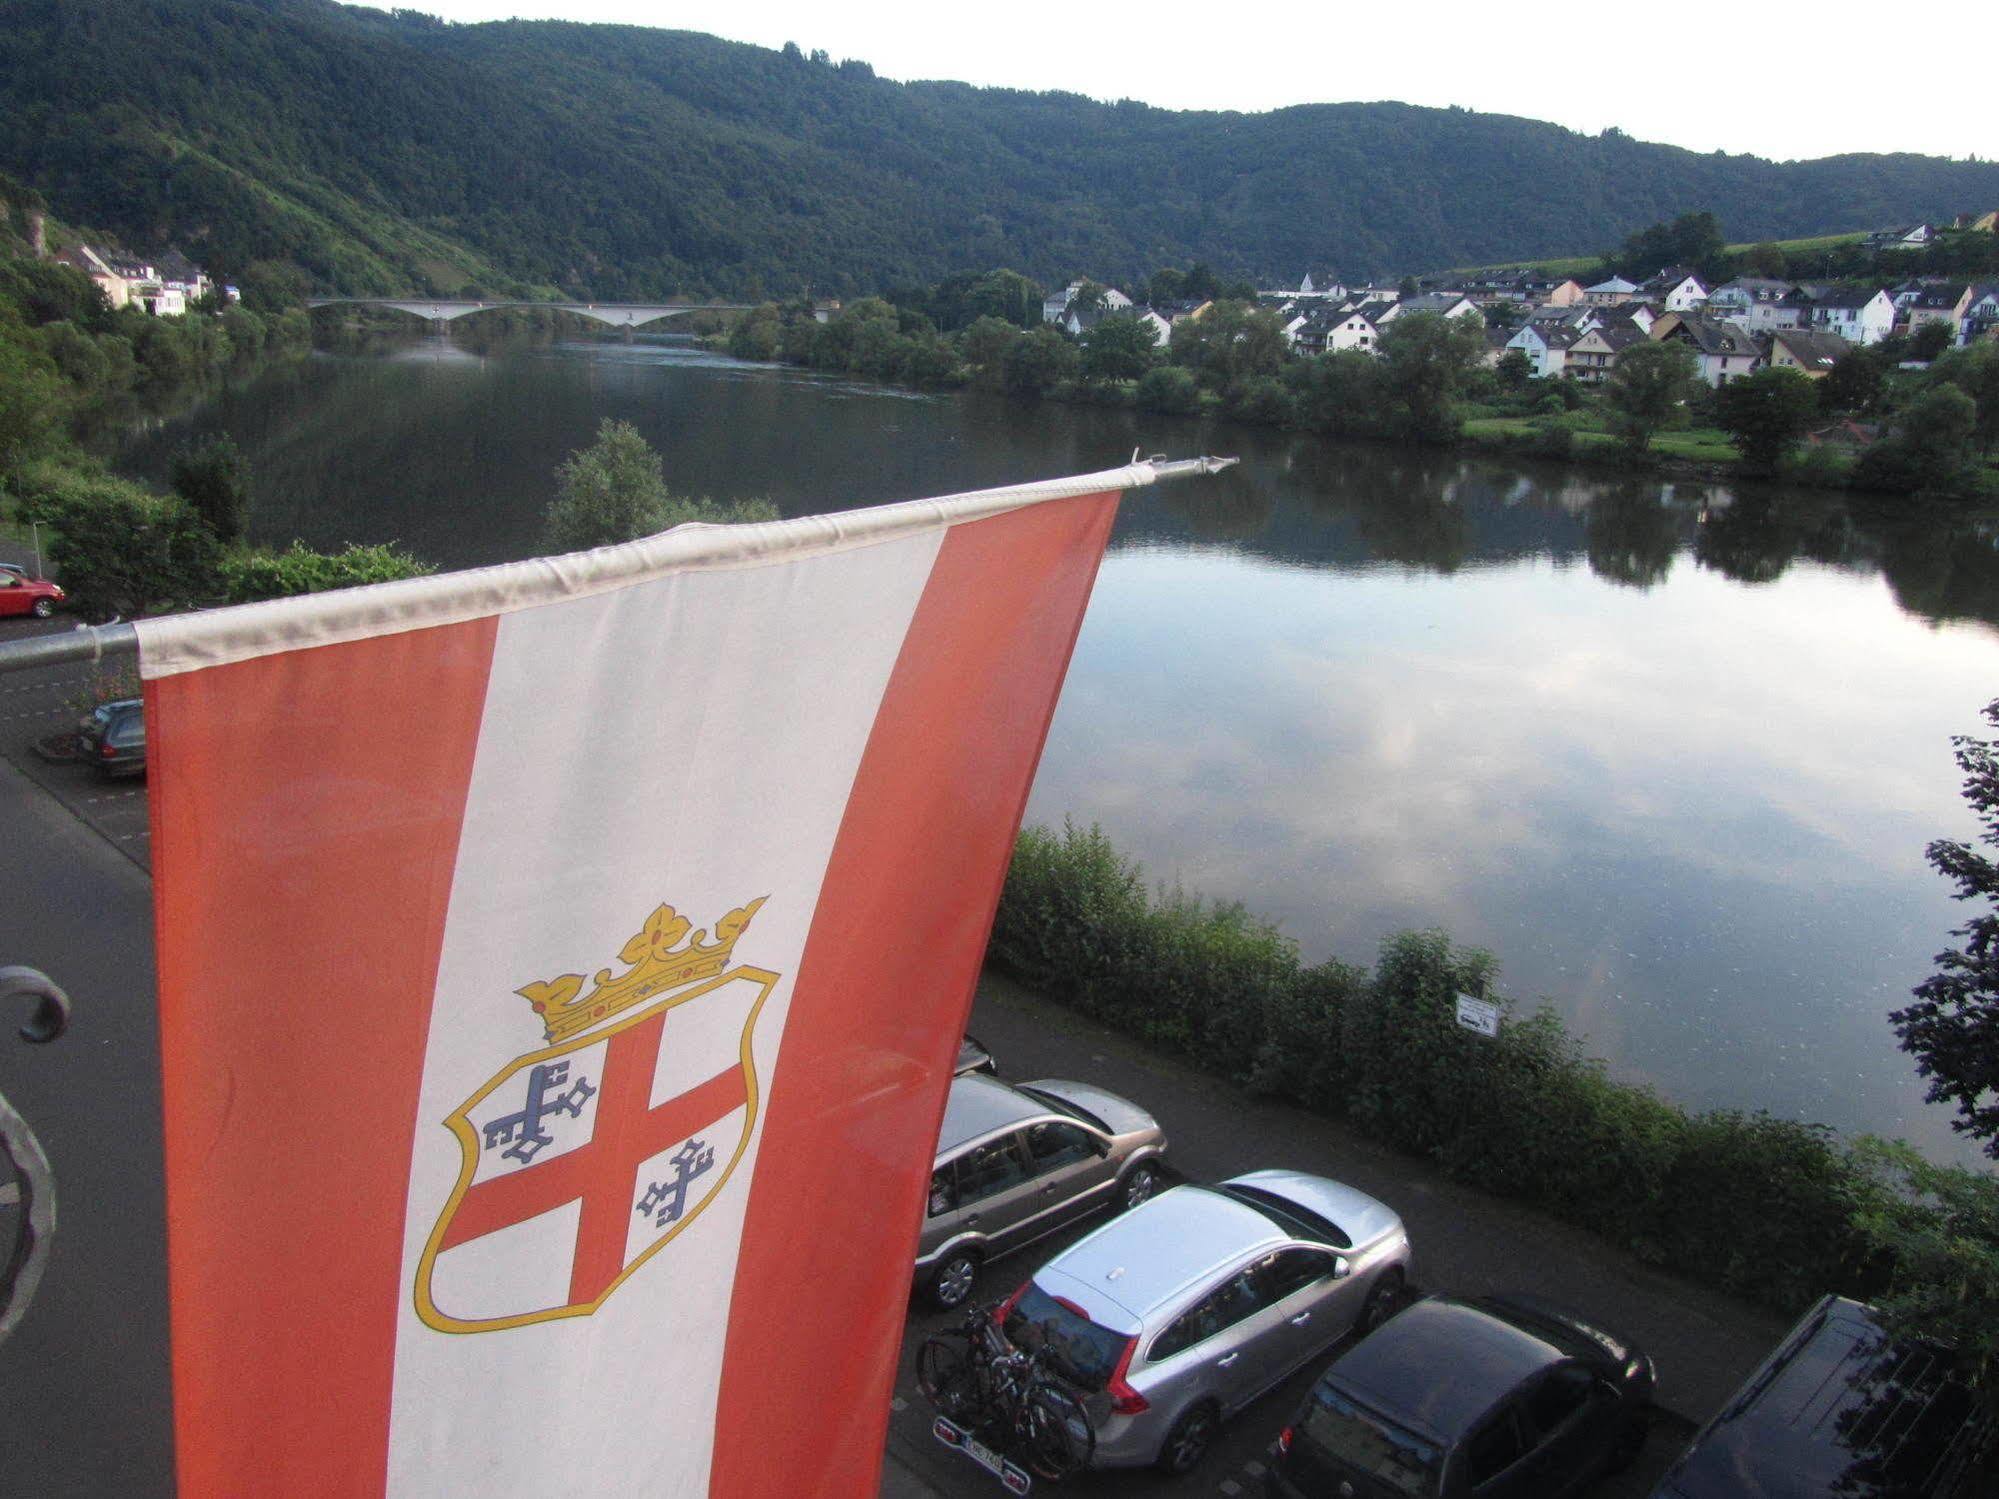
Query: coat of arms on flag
414,897,776,1334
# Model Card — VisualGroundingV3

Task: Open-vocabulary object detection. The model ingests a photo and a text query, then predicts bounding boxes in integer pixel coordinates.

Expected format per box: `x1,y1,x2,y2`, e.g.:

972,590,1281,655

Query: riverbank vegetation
723,285,1999,501
989,819,1999,1389
545,419,778,551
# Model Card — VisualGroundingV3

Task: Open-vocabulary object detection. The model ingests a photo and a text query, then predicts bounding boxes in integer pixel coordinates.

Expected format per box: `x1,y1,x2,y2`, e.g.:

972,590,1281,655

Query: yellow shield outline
413,963,779,1335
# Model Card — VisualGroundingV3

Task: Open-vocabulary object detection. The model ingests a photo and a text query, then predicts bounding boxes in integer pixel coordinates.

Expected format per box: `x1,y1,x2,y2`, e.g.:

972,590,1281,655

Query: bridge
306,297,753,328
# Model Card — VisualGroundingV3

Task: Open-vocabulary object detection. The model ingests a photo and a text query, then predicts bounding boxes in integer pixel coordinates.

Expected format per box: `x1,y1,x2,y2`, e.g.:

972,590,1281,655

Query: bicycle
917,1301,1095,1482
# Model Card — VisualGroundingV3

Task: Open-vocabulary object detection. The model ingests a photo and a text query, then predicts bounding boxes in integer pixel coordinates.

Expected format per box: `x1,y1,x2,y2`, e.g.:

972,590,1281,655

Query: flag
136,467,1147,1497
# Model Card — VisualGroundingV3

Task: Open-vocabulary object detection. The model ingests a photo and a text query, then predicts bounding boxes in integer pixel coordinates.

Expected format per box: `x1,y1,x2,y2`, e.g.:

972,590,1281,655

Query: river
112,333,1999,1165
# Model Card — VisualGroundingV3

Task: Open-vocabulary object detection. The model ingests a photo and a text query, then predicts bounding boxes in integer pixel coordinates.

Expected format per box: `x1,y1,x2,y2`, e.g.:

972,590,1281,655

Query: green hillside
4,0,1996,298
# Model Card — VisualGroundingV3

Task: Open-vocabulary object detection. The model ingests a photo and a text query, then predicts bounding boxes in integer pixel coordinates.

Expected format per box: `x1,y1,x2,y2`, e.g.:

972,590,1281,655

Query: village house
1763,327,1848,378
1296,271,1348,300
1583,275,1639,306
1705,278,1806,333
1653,314,1760,386
1525,277,1587,307
1042,280,1132,324
1807,285,1896,344
1637,267,1709,313
1565,322,1647,385
1395,291,1483,322
1130,306,1173,347
1901,283,1973,341
1864,223,1934,250
52,244,131,308
1951,211,1997,232
1506,321,1581,378
1964,285,1999,343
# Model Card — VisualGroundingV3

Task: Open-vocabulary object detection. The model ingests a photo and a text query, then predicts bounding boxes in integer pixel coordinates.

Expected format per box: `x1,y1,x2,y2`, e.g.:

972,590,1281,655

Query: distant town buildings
47,239,219,316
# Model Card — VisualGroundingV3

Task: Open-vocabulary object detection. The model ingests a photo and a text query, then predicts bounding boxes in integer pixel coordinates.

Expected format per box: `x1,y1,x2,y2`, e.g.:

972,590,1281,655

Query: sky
379,1,1997,165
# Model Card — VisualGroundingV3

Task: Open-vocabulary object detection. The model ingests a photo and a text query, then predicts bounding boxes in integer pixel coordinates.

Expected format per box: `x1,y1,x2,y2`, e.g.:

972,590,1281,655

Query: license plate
931,1415,1031,1495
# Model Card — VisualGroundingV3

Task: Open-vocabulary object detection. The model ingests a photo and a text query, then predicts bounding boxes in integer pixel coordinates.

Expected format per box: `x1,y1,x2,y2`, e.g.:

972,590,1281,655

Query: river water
113,334,1999,1165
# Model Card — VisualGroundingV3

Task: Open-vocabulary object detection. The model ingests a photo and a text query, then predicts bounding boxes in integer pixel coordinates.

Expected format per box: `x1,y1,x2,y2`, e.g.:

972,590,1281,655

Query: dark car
78,698,146,778
1651,1295,1995,1499
1267,1292,1652,1498
954,1034,997,1077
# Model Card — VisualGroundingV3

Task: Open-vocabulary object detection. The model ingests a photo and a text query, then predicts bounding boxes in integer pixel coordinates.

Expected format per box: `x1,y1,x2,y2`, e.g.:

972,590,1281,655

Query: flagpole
0,456,1238,676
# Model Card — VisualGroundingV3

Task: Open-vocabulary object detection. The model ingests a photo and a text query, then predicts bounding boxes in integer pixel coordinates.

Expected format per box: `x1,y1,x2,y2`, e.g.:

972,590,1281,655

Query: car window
1256,1247,1338,1302
955,1136,1029,1205
1465,1407,1529,1487
1299,1386,1441,1498
927,1167,958,1218
1525,1363,1593,1435
1022,1120,1095,1174
108,717,145,748
1150,1269,1266,1361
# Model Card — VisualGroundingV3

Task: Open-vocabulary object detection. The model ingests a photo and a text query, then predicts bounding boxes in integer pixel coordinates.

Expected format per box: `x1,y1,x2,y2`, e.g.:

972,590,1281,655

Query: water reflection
109,335,1999,1163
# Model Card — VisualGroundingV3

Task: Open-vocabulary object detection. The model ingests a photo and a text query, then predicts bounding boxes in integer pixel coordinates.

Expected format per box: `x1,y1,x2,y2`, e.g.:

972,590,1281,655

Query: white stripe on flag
385,527,945,1496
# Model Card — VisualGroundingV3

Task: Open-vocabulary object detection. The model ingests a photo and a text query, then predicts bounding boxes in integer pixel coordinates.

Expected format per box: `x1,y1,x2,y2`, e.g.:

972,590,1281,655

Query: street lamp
28,519,43,581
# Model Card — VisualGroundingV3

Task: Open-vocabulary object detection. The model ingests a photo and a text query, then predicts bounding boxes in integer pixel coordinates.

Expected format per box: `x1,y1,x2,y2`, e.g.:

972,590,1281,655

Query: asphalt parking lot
0,613,150,869
883,986,1710,1499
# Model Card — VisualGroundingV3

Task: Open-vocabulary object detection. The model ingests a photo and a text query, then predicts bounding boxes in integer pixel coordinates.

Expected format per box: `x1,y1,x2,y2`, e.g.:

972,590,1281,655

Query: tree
957,315,1021,378
1856,384,1980,496
1932,343,1999,454
1909,320,1954,362
170,434,253,543
1715,367,1821,473
1614,211,1728,282
1494,347,1533,390
1377,312,1488,443
1603,340,1698,453
0,313,66,470
1079,313,1159,383
38,472,221,618
1823,343,1889,414
1849,1138,1999,1407
999,325,1077,395
1894,699,1999,1156
546,419,670,550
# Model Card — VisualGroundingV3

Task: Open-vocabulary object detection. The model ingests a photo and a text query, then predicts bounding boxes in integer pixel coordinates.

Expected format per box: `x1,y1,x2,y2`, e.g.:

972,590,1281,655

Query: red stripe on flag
146,620,498,1498
709,492,1120,1497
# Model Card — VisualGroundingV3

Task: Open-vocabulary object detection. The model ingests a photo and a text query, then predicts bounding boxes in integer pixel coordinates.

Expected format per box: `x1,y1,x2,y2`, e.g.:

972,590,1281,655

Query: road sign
1455,993,1501,1038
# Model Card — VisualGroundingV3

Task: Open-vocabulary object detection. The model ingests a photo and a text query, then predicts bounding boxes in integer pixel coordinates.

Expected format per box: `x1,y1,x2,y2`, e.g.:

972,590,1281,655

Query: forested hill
5,0,1998,300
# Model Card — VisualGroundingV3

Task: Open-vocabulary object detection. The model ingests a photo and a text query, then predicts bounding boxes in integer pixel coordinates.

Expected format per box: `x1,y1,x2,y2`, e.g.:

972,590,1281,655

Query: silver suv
917,1074,1168,1309
997,1170,1413,1474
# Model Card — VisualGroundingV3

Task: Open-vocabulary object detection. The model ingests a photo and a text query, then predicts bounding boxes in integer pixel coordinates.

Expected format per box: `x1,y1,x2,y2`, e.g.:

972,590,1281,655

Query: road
0,602,1780,1498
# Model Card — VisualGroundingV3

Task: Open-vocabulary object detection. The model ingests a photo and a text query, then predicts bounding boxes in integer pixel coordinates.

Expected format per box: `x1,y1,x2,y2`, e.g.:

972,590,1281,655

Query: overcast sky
382,1,1994,164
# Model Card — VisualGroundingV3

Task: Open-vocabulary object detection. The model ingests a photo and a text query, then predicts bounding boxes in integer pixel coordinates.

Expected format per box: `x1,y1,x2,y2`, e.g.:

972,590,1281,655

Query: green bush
219,540,433,604
1135,365,1200,415
990,821,1949,1319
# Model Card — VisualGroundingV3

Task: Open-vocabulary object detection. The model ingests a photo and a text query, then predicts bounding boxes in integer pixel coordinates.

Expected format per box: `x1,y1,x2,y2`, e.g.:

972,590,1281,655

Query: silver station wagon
916,1073,1169,1310
997,1170,1413,1474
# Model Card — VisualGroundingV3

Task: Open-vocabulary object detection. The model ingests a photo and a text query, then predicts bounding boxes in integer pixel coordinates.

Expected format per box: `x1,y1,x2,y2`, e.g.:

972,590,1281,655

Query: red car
0,564,64,618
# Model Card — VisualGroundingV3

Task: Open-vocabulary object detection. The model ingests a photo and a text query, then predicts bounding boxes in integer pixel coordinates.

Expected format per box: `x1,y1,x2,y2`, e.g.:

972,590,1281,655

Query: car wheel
1356,1268,1409,1336
928,1247,981,1311
1156,1401,1219,1475
1118,1162,1162,1211
1608,1406,1650,1472
31,598,53,618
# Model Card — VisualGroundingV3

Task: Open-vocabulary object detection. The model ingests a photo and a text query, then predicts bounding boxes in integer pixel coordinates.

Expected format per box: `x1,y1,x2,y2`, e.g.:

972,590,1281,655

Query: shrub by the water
990,820,1972,1317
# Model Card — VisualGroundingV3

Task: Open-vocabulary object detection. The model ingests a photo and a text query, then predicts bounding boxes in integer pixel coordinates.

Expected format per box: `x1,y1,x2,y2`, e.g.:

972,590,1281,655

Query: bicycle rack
0,965,71,1346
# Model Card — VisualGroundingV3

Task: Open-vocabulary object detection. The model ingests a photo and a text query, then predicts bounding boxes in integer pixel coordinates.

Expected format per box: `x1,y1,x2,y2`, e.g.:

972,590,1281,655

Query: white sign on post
1455,993,1501,1038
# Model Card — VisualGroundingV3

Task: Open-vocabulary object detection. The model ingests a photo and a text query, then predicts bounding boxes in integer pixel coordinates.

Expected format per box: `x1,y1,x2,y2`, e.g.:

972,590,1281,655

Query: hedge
990,820,1903,1312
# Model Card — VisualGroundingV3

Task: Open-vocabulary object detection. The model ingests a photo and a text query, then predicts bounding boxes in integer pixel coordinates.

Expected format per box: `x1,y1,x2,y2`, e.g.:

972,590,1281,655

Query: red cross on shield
414,964,778,1333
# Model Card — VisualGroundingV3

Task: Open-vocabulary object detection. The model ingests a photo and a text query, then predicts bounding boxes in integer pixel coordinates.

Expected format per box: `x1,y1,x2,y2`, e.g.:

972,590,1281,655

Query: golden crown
518,897,767,1044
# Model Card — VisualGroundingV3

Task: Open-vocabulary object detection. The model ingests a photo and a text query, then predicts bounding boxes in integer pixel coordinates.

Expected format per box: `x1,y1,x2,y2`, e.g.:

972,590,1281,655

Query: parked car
917,1073,1166,1310
1651,1295,1994,1498
1266,1291,1652,1497
997,1170,1413,1474
78,698,146,778
0,565,64,618
954,1034,997,1077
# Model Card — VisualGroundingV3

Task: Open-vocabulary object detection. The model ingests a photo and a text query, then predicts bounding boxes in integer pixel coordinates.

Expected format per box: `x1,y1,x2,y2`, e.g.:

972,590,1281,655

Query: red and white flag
135,466,1153,1498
